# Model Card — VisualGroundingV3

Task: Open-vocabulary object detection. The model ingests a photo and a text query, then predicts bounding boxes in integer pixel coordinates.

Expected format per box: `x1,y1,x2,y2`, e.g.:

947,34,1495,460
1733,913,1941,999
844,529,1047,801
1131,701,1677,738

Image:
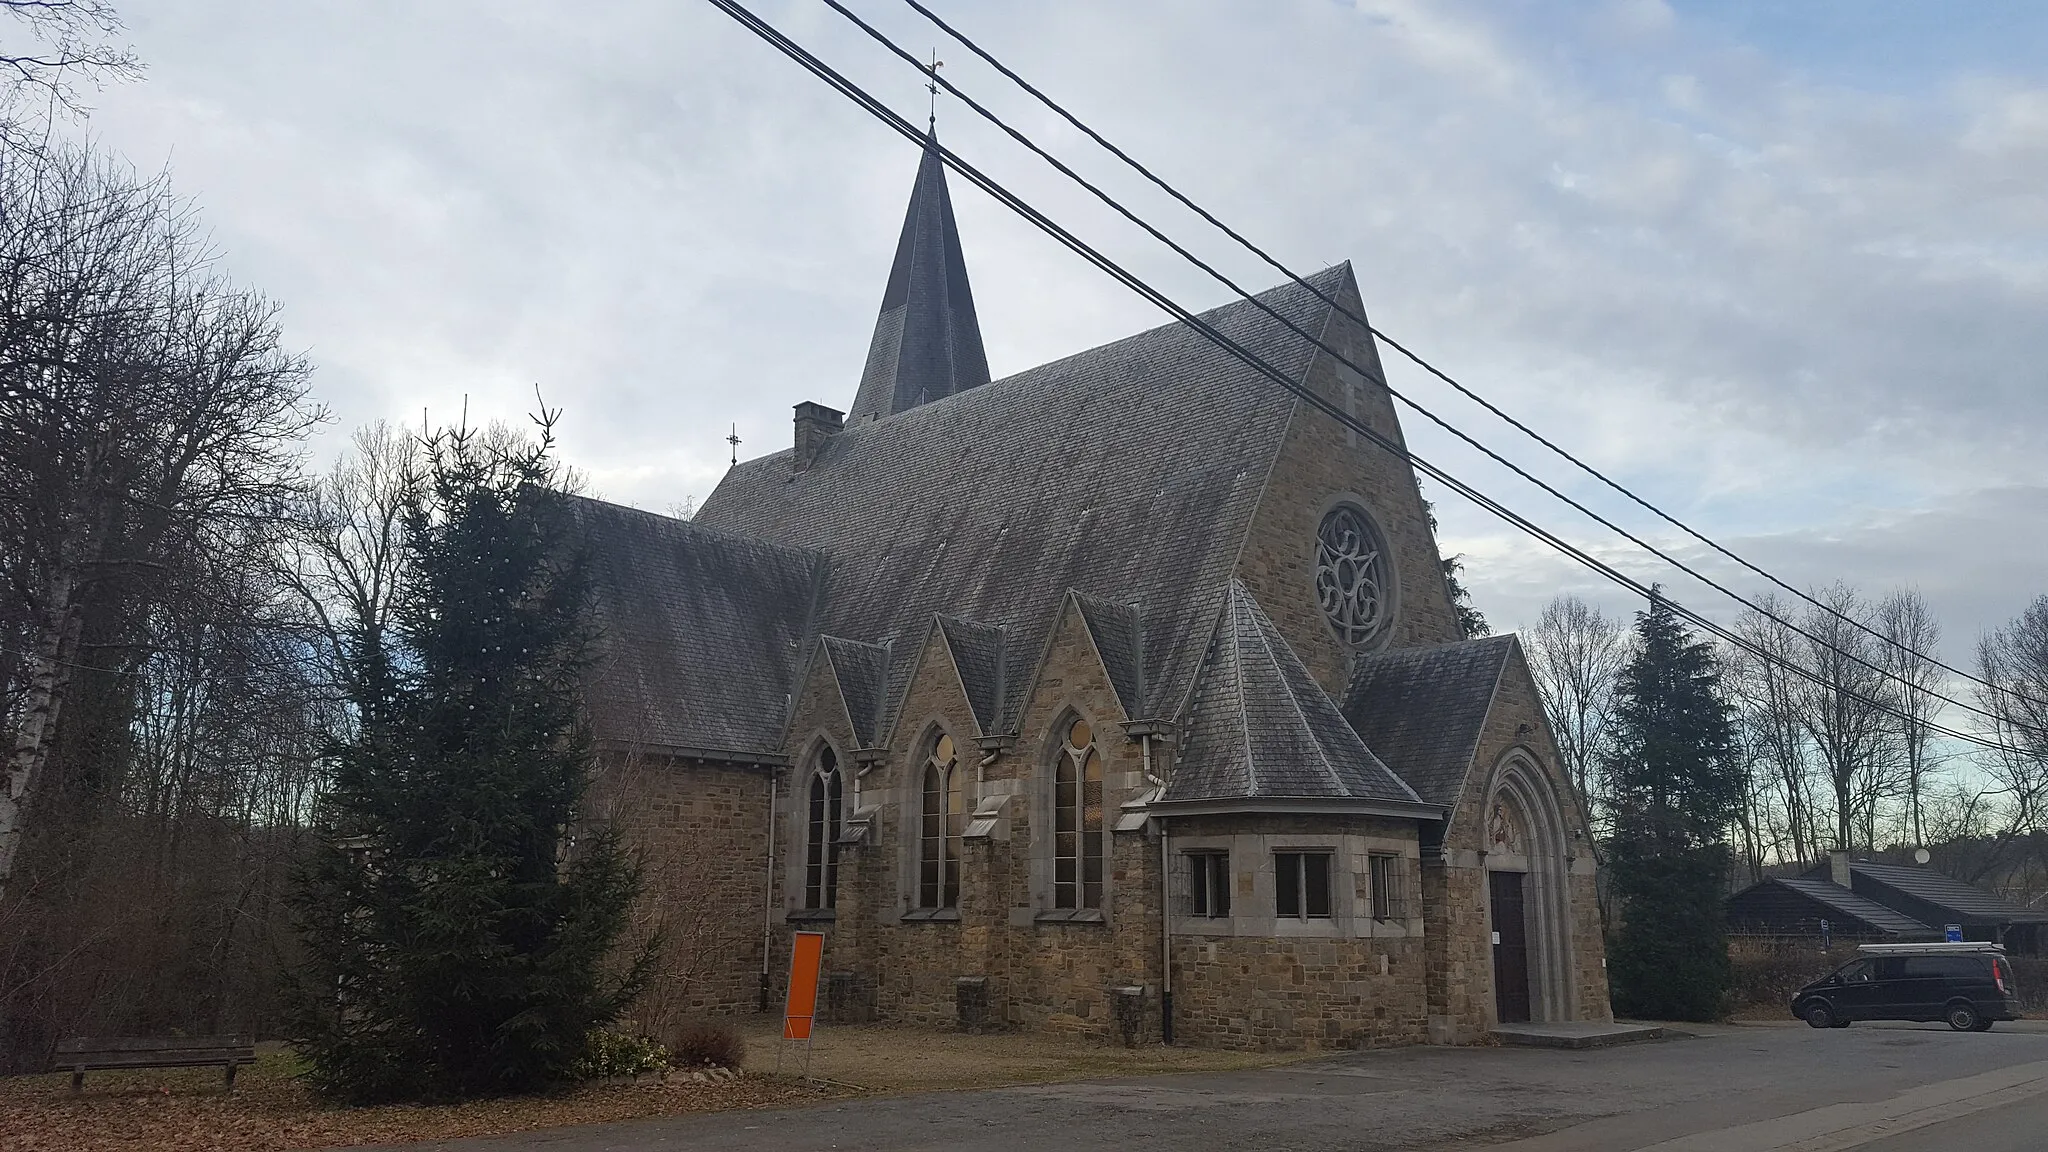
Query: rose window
1316,505,1390,647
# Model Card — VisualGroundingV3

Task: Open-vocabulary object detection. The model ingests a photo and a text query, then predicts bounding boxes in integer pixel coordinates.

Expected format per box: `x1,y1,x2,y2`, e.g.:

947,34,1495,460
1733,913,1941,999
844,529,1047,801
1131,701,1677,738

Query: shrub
659,1020,746,1069
572,1030,670,1081
1727,937,1858,1017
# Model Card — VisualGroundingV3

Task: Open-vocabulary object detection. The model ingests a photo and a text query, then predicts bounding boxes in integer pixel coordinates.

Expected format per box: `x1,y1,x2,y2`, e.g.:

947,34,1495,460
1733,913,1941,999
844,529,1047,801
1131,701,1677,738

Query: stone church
573,132,1611,1049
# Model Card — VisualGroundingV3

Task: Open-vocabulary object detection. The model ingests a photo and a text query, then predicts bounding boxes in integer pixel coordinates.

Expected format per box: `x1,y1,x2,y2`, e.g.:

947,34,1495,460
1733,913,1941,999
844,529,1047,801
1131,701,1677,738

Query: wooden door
1490,870,1531,1024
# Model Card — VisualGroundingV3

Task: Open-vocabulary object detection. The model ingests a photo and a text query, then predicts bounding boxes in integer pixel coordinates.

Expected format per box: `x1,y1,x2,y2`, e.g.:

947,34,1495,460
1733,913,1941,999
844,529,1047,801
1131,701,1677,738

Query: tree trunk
0,563,83,891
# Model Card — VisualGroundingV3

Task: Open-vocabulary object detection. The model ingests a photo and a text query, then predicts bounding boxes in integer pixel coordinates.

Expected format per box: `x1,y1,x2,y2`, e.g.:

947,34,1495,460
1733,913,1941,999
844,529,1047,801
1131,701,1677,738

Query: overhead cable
701,0,2021,753
818,0,2029,733
887,0,2045,715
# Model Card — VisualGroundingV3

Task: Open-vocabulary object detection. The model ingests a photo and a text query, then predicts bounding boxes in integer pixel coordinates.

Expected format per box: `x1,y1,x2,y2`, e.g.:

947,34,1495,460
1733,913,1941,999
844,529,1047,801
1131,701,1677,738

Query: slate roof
1340,635,1515,809
697,264,1351,740
1073,593,1145,721
820,636,889,748
572,498,823,757
936,616,1006,735
1766,877,1936,936
1163,582,1424,810
847,128,990,424
1811,861,2048,926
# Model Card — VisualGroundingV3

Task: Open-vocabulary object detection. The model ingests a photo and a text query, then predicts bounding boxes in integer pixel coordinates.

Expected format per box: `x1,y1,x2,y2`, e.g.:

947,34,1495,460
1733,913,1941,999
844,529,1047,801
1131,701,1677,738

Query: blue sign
1946,924,1964,942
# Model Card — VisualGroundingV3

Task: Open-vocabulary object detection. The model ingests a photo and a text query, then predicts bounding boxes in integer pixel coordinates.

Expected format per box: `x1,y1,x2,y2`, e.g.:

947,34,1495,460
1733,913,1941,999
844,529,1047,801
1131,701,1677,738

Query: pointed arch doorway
1483,753,1577,1025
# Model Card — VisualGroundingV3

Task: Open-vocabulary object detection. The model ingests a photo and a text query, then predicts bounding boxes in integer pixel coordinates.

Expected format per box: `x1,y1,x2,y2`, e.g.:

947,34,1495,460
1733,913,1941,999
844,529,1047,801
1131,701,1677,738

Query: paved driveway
371,1022,2048,1152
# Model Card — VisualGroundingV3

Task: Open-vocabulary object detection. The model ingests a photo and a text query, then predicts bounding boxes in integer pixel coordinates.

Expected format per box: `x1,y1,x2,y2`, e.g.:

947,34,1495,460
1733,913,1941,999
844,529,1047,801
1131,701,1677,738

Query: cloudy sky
74,0,2048,669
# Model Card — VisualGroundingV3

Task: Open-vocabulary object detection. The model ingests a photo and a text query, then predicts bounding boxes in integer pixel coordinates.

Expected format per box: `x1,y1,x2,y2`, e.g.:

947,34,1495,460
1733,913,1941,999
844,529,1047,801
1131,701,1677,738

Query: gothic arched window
1316,504,1391,648
1053,718,1104,910
919,734,962,909
804,746,843,910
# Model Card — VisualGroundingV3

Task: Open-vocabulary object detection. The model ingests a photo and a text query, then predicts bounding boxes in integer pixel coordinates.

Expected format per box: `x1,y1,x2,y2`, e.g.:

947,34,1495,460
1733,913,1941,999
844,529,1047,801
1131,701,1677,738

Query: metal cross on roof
926,49,943,128
727,423,741,467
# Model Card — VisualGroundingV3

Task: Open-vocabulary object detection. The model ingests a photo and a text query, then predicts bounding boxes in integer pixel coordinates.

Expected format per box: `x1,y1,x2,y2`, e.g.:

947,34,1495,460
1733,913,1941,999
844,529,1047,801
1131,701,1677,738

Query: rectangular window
1186,851,1230,918
1274,851,1333,919
1369,854,1404,921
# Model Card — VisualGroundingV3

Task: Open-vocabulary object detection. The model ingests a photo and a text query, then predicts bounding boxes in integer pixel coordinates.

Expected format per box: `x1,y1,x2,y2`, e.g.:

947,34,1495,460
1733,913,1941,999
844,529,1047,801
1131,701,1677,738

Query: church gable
696,269,1349,749
1230,264,1465,698
1445,639,1584,847
1341,635,1514,811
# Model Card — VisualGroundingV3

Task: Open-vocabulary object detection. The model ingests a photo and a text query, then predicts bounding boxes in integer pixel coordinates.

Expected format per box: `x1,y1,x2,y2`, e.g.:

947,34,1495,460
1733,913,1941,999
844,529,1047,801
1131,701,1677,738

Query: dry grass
735,1018,1318,1093
0,1049,838,1152
2,1021,1313,1150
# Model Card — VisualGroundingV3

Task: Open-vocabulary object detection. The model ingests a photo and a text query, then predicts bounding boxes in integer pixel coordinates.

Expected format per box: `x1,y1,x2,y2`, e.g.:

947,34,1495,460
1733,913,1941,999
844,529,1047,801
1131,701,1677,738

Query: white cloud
72,0,2048,656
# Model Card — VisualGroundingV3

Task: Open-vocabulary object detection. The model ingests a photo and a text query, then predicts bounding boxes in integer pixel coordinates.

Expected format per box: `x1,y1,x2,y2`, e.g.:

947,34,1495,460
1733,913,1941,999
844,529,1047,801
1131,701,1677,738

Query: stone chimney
793,401,844,471
1829,848,1852,888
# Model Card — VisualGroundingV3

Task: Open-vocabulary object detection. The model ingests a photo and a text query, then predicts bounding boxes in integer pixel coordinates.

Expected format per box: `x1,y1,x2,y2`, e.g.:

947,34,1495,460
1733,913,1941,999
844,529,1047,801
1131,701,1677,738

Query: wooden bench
53,1037,256,1093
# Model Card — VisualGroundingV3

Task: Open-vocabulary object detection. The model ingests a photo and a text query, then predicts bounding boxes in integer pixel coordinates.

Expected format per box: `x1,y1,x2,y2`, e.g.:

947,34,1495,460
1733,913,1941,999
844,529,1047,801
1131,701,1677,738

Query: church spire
847,128,990,424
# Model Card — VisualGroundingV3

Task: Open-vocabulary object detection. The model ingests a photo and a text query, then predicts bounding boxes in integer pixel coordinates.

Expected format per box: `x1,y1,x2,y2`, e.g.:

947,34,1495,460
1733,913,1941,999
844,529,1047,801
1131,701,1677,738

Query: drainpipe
1160,811,1173,1045
760,765,777,1013
1143,732,1172,1044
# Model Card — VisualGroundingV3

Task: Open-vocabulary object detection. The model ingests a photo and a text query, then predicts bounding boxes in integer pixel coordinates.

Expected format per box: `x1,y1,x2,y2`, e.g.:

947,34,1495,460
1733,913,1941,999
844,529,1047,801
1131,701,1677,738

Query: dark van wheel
1971,1020,1995,1032
1803,1002,1837,1029
1946,1002,1981,1032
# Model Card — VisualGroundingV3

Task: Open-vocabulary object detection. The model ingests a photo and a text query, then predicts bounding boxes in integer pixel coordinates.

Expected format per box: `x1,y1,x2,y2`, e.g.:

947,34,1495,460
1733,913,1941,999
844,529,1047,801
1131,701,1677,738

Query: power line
816,0,2028,735
888,0,2047,717
700,0,2023,754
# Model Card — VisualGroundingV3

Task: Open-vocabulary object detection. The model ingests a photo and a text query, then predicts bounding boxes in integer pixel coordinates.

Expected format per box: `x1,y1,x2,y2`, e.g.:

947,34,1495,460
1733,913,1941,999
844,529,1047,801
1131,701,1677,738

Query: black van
1791,944,2021,1031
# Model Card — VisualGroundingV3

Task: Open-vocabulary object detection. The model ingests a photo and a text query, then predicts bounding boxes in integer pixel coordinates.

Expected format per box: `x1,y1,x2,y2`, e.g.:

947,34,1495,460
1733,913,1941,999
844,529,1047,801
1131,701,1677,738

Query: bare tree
278,421,420,709
1795,584,1898,853
0,1,140,161
1971,596,2048,881
1525,595,1627,831
1878,588,1945,847
1726,597,1821,867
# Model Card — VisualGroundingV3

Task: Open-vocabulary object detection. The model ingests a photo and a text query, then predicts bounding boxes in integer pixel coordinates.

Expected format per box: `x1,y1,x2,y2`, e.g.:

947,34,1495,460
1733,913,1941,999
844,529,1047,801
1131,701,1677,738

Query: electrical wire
889,0,2047,716
699,0,2023,753
818,0,2032,734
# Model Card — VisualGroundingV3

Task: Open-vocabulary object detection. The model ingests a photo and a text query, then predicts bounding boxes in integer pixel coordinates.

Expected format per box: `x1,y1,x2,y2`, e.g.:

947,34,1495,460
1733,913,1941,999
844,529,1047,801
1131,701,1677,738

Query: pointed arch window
919,734,963,909
1054,718,1105,910
804,746,843,910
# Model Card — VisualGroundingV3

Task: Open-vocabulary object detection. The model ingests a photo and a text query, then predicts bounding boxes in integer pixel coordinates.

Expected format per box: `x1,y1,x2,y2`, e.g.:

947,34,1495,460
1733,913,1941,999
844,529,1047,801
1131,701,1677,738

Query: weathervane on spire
726,423,741,467
925,49,943,128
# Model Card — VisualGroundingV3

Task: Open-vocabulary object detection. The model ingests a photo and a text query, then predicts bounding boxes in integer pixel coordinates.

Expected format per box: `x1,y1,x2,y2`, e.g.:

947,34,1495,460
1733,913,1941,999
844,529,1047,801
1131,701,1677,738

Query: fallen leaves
0,1054,838,1152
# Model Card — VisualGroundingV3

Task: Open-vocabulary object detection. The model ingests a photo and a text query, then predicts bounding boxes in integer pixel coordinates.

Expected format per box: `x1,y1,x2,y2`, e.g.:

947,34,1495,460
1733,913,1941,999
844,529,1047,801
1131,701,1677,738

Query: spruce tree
288,418,645,1102
1603,589,1740,1021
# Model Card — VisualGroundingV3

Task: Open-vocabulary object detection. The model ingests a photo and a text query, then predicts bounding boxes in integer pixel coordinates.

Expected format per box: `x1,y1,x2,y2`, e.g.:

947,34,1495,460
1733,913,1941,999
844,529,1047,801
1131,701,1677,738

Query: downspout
1145,733,1173,1045
760,765,777,1013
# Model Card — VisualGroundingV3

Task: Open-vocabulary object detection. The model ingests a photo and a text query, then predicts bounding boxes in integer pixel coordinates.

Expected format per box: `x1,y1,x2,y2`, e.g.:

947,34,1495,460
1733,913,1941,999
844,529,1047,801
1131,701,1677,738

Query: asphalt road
373,1021,2048,1152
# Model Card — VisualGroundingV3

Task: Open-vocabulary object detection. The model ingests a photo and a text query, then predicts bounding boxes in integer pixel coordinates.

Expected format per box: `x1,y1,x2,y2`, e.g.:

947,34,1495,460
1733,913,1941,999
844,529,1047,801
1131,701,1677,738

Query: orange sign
782,931,825,1041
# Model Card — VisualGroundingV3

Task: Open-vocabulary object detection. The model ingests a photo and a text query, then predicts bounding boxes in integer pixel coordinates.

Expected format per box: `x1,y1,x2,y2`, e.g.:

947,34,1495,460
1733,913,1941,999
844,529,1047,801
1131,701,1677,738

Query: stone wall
1166,813,1428,1050
766,601,1170,1043
1426,640,1612,1041
588,751,776,1023
1232,270,1466,700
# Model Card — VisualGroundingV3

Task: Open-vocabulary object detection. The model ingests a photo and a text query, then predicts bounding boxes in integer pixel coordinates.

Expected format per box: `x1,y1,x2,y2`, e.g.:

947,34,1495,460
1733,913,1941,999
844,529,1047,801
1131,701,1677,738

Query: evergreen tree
288,417,645,1103
1442,555,1490,639
1603,589,1740,1021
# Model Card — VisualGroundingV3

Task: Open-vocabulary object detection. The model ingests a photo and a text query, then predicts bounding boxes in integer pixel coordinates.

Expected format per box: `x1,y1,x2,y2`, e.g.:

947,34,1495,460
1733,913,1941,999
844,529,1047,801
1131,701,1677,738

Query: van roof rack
1856,941,2004,955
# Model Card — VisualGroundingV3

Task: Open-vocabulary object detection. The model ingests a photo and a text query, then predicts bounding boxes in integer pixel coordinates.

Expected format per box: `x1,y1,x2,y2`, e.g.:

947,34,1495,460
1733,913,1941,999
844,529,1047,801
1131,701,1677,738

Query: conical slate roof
1164,581,1425,810
847,129,990,423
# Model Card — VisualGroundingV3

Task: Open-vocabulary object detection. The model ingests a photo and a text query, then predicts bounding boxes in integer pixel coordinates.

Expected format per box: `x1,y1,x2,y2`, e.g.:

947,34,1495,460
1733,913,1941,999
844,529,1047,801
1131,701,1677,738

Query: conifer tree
288,415,645,1102
1603,589,1740,1021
